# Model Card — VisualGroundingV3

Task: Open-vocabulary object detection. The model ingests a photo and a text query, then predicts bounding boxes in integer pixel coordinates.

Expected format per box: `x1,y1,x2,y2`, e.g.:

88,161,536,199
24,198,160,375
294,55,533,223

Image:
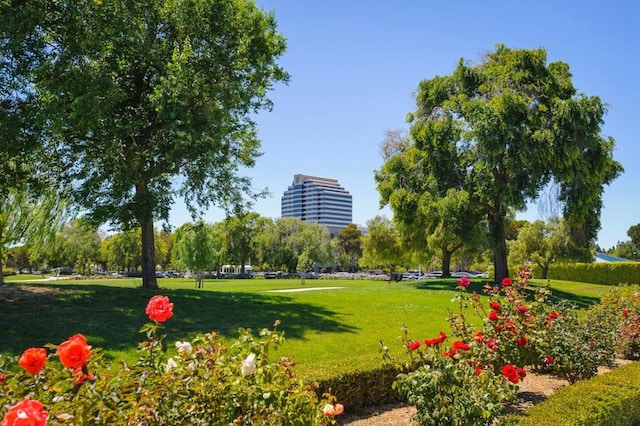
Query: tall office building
281,174,353,236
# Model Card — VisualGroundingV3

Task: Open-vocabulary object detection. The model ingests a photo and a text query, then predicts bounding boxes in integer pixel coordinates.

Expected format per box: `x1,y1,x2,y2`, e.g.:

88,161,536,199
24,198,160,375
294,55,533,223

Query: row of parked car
402,270,489,279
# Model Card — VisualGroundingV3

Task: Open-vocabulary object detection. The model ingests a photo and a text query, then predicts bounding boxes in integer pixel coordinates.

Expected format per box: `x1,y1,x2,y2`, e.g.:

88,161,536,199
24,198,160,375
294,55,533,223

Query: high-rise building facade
281,174,353,236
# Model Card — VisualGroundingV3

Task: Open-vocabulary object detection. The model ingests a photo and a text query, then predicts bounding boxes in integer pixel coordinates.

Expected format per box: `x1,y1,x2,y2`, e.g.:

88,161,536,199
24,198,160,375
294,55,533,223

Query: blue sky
169,0,639,250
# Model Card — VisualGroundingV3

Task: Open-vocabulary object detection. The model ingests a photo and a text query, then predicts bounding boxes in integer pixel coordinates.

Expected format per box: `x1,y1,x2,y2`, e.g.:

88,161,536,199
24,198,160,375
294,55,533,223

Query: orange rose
18,348,47,375
58,334,91,369
1,397,48,426
145,295,174,322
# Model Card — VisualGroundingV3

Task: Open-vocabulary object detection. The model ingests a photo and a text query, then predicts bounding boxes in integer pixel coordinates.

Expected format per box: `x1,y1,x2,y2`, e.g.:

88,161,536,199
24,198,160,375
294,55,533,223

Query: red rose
501,364,520,384
475,367,483,375
517,336,528,347
504,320,517,334
145,295,174,322
456,277,470,288
486,338,498,351
408,340,420,351
437,331,447,343
473,332,484,343
501,277,513,287
18,348,47,375
489,301,501,311
58,334,91,369
545,311,559,323
72,368,95,385
516,305,528,314
544,355,554,365
622,309,629,317
488,311,499,321
0,374,5,383
1,397,48,426
452,341,470,352
516,367,527,378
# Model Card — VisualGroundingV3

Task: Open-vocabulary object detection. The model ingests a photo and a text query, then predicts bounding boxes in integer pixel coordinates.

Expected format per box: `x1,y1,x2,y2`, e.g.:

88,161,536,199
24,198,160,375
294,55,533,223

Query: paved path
265,287,344,293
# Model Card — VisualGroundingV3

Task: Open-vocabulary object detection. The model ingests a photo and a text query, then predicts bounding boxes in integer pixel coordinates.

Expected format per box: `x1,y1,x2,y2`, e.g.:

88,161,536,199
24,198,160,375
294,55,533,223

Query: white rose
241,353,257,376
175,341,193,355
165,357,177,372
322,403,336,416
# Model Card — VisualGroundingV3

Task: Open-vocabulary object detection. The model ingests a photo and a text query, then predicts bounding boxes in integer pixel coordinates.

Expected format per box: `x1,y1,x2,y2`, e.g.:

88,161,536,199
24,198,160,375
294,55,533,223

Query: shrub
388,327,518,426
382,265,630,425
0,297,342,425
595,284,640,359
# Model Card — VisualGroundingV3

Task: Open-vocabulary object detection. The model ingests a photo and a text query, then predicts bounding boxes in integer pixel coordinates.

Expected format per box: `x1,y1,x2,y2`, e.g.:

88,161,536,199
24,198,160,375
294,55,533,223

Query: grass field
0,275,616,379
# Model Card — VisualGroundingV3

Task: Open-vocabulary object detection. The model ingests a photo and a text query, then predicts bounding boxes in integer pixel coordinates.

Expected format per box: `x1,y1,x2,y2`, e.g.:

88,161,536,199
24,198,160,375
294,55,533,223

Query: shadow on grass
413,279,488,293
0,284,356,356
541,287,601,309
412,279,601,309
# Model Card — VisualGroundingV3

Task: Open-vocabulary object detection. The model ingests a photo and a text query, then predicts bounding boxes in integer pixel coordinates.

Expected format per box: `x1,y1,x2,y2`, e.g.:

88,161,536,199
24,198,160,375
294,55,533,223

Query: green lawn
0,276,616,379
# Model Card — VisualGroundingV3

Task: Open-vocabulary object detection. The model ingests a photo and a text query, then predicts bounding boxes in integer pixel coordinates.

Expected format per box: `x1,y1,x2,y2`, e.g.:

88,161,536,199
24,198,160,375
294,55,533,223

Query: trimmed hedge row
517,262,640,286
315,366,406,412
502,361,640,425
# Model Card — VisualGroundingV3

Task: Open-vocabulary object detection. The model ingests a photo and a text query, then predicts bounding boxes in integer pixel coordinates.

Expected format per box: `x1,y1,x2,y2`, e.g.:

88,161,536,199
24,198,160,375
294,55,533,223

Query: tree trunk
541,262,549,279
0,228,4,285
136,182,158,289
140,218,158,289
441,249,452,277
488,206,509,284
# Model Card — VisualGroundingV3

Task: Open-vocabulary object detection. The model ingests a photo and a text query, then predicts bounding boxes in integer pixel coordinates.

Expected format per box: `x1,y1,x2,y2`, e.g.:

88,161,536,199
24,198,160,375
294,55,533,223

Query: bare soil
338,360,632,425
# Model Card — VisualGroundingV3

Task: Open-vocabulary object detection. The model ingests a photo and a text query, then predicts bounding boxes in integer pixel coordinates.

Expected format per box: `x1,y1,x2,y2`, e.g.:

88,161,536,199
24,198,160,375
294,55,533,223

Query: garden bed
339,359,633,425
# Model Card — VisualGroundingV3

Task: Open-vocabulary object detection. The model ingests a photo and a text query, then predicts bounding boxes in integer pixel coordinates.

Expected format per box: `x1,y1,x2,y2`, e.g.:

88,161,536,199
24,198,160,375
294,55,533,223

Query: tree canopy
377,45,622,283
1,0,288,288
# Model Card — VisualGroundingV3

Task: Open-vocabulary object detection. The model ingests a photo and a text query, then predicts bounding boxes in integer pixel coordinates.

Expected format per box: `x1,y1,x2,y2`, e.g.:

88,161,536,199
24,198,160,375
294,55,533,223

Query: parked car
451,271,474,278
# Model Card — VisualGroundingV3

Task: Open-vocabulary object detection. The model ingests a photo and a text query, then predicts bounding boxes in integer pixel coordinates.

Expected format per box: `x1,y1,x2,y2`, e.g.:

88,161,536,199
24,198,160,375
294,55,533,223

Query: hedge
513,262,640,286
315,366,406,412
502,361,640,425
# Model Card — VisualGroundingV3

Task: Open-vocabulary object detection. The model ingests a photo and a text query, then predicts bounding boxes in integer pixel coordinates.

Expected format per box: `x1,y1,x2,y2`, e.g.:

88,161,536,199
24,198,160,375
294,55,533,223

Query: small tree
508,218,570,278
173,221,223,288
360,216,407,273
337,224,363,272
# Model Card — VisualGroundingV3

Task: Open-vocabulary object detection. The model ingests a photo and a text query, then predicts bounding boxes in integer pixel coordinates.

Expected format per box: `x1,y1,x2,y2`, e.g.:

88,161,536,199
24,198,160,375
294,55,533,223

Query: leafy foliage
0,299,341,425
376,45,622,284
1,0,288,288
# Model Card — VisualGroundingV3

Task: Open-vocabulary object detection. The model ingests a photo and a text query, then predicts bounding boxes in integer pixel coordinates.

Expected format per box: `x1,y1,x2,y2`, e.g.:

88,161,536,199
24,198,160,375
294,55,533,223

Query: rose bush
384,265,638,425
0,296,341,425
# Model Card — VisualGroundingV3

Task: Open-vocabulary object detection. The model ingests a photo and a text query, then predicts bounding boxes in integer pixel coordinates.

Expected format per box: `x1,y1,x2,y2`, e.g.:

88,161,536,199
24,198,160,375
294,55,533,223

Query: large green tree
2,0,288,288
385,45,622,283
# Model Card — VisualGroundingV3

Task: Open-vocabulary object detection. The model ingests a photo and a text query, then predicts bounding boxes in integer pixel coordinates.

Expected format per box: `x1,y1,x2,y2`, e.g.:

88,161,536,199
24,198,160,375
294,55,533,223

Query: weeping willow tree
0,186,71,284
